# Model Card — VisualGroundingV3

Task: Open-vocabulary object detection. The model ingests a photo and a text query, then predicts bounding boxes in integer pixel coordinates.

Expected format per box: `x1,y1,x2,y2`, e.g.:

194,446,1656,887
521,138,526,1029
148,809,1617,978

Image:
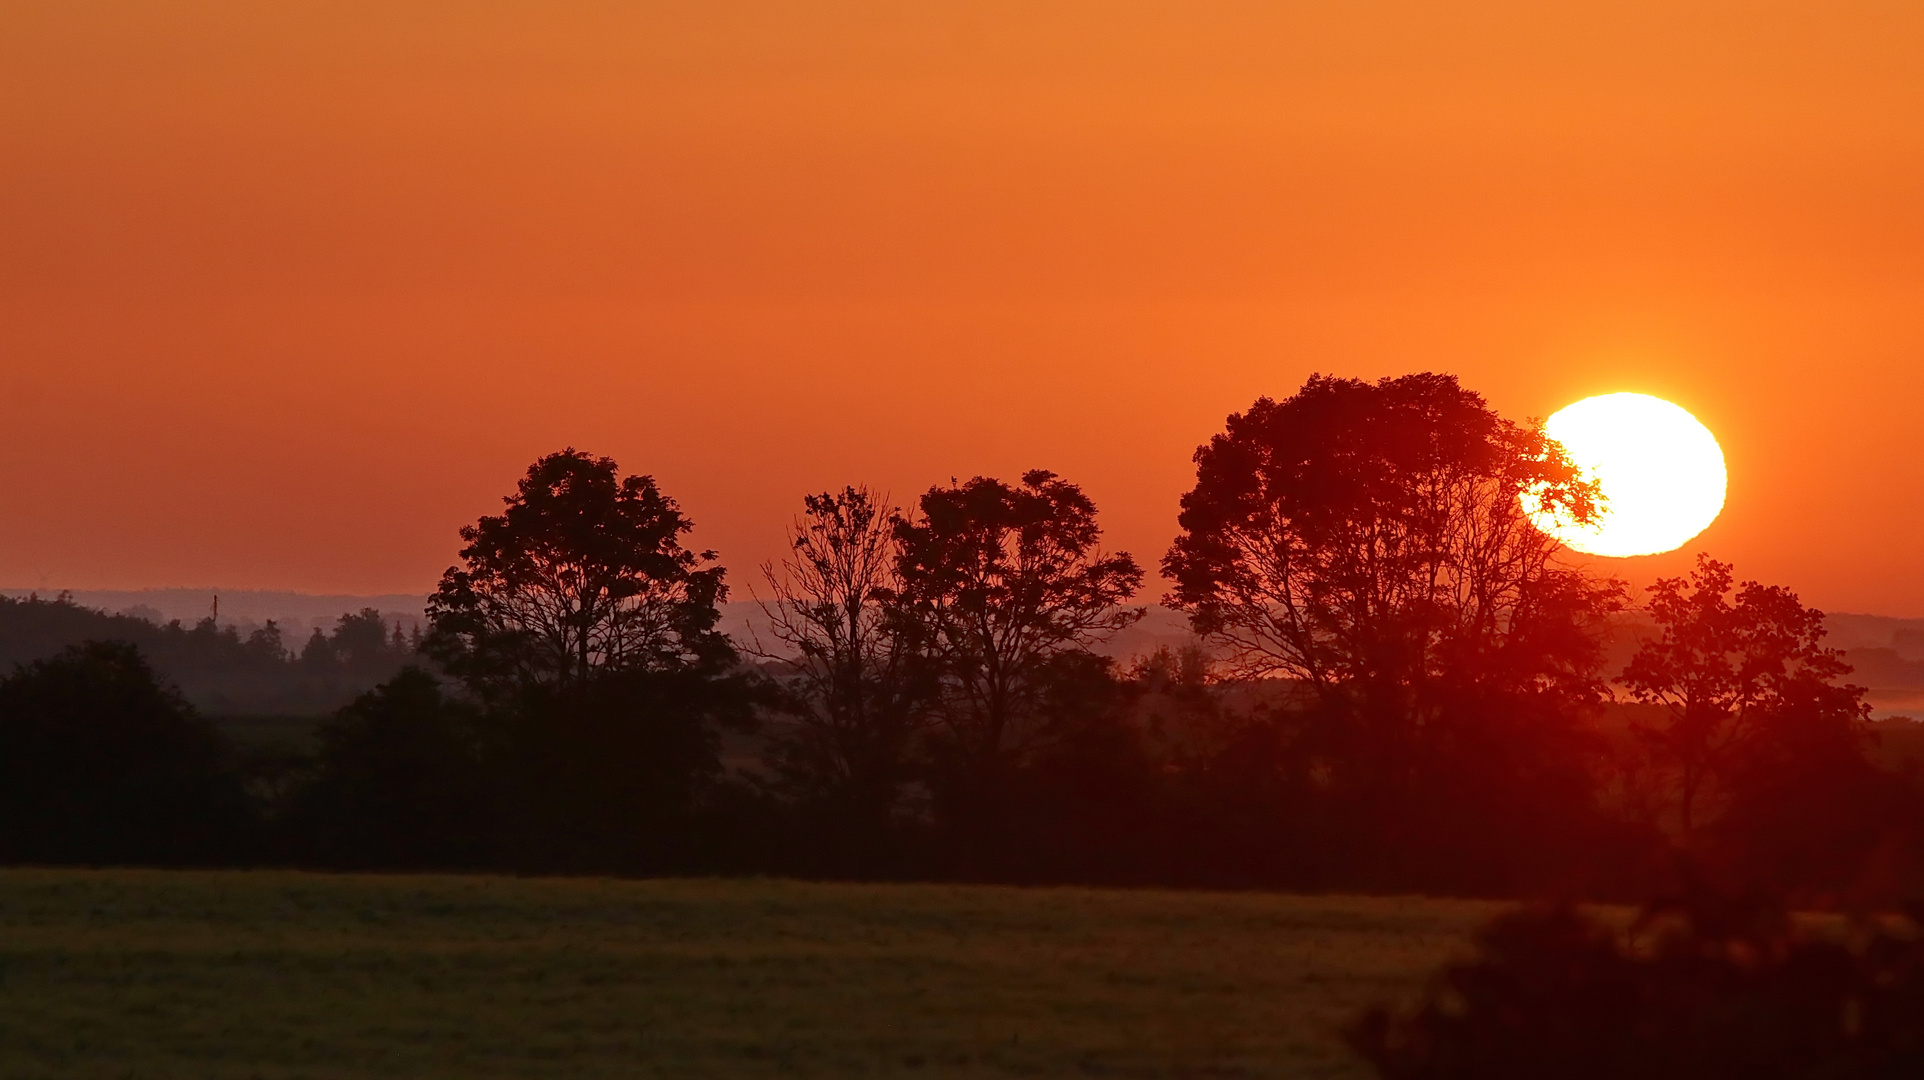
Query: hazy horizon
15,581,1924,636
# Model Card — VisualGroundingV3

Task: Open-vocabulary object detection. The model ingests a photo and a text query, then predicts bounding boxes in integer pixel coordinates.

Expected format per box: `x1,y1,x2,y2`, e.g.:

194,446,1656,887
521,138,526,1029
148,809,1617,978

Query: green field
0,870,1502,1079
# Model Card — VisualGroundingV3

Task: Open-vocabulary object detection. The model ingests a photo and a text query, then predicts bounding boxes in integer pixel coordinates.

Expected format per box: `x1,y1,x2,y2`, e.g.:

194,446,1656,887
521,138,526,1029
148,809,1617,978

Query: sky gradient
3,1,1921,611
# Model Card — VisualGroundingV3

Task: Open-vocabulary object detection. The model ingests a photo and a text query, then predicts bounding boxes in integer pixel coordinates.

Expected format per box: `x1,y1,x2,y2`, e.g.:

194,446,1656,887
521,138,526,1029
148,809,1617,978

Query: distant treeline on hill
0,594,419,715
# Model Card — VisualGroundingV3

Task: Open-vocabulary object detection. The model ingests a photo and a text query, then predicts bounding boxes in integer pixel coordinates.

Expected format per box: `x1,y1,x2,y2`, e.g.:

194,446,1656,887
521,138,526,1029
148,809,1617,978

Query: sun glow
1524,392,1727,558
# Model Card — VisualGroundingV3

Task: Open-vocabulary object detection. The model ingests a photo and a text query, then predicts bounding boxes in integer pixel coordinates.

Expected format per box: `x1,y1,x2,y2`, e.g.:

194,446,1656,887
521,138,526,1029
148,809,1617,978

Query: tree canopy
4,385,1921,904
894,469,1144,771
1621,555,1872,844
1165,372,1617,708
426,449,732,699
754,486,928,854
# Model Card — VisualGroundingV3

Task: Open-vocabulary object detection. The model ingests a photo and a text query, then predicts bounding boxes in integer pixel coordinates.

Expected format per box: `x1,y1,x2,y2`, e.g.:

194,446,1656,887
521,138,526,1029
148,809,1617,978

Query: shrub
1352,890,1924,1079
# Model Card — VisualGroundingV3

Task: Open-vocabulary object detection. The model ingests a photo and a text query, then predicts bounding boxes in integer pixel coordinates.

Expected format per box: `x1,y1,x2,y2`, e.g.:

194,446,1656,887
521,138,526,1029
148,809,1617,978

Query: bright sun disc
1524,392,1727,558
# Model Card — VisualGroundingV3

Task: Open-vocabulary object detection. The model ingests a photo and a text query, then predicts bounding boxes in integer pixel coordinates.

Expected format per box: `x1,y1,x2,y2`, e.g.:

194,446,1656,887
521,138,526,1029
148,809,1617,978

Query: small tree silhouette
288,667,493,869
753,486,931,867
1621,554,1869,844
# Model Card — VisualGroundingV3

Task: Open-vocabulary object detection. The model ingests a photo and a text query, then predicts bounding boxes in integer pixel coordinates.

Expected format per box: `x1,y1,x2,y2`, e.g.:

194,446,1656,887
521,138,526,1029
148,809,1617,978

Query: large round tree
1164,373,1624,891
1166,372,1611,703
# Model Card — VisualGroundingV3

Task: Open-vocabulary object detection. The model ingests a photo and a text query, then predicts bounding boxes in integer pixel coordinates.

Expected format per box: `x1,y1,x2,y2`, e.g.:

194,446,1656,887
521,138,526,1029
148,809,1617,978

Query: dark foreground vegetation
1357,888,1924,1079
0,868,1492,1080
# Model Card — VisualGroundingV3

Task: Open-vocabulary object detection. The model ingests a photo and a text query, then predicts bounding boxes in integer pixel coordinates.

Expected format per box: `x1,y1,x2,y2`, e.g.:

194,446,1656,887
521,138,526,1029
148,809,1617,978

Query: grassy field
0,870,1502,1079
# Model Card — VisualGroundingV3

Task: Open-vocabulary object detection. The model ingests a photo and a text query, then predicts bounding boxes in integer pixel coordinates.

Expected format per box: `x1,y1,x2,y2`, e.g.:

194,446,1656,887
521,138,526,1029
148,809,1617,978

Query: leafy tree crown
1164,372,1614,703
425,449,731,699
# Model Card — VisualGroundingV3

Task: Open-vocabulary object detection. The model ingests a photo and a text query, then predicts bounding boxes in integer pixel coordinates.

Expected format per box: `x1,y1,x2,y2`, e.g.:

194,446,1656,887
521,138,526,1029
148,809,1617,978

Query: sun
1524,392,1727,558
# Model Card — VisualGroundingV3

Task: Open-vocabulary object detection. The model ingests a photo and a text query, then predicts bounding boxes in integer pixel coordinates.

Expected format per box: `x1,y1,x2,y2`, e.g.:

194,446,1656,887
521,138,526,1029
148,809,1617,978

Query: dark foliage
1709,699,1924,904
415,449,755,875
1164,372,1612,696
490,667,756,874
425,448,732,701
987,652,1163,885
299,608,421,687
1604,556,1924,903
0,642,255,864
892,470,1145,875
1161,374,1630,893
285,667,494,869
1621,555,1873,844
1352,890,1924,1080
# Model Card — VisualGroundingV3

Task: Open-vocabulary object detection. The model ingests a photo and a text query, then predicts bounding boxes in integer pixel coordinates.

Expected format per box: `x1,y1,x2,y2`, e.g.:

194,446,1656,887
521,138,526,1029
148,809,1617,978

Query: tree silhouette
753,486,930,865
892,470,1143,862
895,470,1143,768
422,449,747,873
1165,375,1618,737
1165,373,1611,698
1162,374,1625,890
300,608,416,689
0,595,407,715
1621,555,1869,844
425,449,732,700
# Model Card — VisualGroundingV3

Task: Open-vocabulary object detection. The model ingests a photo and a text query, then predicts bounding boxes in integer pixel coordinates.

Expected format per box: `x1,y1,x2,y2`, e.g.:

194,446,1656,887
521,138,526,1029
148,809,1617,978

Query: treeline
0,596,418,714
3,372,1921,902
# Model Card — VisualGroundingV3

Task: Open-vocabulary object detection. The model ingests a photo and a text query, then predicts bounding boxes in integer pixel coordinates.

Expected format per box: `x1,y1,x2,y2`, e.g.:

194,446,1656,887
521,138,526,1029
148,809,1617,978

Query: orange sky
3,2,1922,611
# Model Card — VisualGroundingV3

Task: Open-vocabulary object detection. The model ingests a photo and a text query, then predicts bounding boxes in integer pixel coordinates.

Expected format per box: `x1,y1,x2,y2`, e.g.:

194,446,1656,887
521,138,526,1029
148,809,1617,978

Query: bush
0,641,255,864
1351,890,1924,1079
286,667,494,869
